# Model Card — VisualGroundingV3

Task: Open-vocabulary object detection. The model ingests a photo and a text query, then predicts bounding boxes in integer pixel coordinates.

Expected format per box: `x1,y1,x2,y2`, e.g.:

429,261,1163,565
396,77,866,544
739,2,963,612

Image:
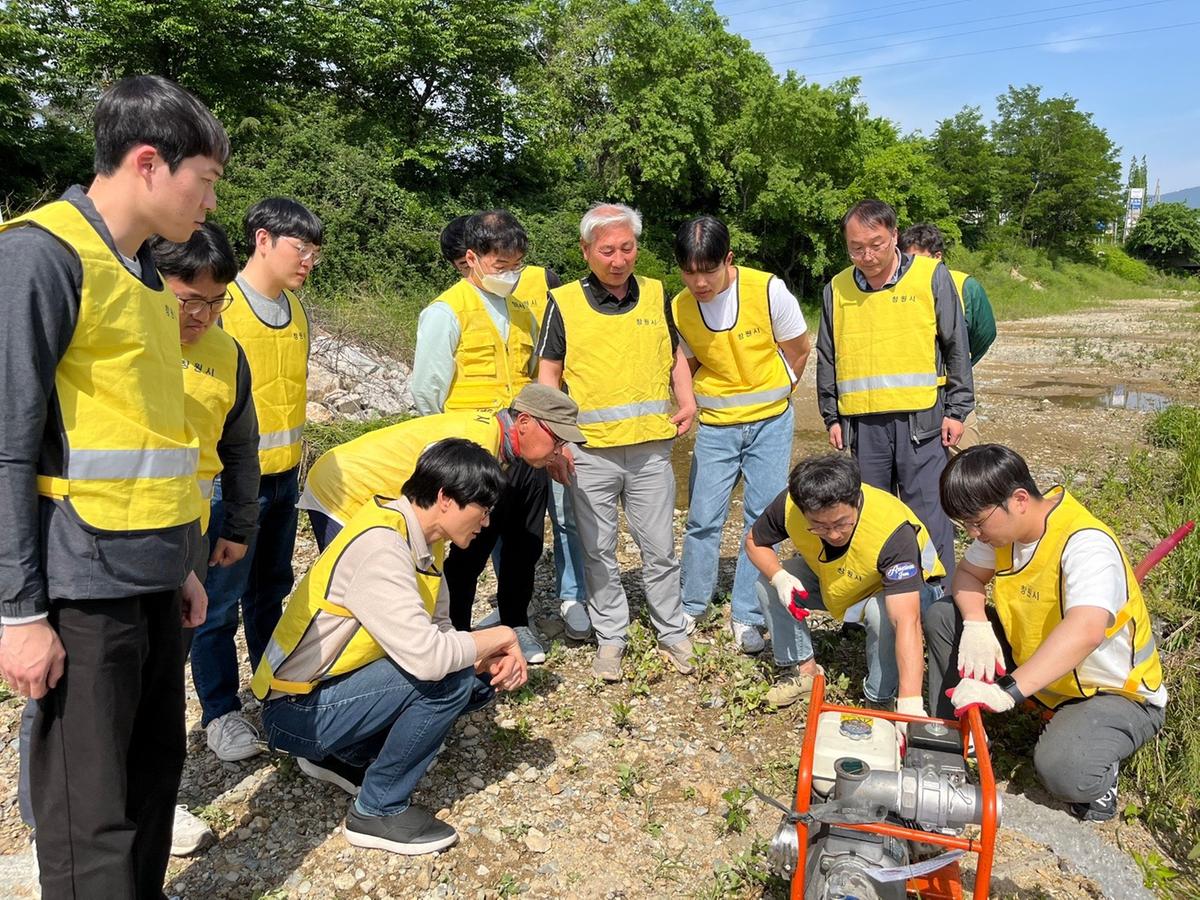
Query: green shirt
961,275,996,365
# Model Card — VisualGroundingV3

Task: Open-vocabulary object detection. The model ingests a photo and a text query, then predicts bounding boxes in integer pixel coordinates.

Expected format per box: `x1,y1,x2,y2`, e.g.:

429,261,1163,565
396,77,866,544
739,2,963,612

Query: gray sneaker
592,644,624,682
659,638,696,675
343,804,458,855
560,600,593,640
514,625,546,664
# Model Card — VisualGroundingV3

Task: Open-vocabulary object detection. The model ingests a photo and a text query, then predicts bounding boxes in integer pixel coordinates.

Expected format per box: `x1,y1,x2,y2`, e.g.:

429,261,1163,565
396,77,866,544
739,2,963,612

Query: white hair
579,202,643,244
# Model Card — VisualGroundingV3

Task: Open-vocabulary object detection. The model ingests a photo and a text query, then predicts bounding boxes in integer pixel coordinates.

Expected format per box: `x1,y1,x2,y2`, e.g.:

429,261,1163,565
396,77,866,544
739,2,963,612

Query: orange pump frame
789,674,997,900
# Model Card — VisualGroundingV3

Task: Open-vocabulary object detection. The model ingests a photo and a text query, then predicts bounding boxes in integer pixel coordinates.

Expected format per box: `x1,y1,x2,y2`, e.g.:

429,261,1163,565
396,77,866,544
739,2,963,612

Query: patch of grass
719,786,753,835
491,716,533,753
495,872,521,897
611,699,633,730
192,804,235,831
616,763,644,799
1132,849,1180,894
625,620,667,697
692,837,783,899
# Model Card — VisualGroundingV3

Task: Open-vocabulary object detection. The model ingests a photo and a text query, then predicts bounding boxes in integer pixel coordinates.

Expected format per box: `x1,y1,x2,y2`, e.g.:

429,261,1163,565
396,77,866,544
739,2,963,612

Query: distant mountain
1159,186,1200,208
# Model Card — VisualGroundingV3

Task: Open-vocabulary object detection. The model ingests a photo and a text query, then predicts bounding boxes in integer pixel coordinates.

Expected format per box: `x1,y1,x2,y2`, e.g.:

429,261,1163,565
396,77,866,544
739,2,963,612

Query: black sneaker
1069,764,1119,822
297,755,367,797
343,804,458,854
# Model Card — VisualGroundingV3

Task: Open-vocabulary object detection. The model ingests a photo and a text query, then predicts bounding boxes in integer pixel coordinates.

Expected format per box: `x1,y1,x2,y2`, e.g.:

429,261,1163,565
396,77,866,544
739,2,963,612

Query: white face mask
475,265,521,298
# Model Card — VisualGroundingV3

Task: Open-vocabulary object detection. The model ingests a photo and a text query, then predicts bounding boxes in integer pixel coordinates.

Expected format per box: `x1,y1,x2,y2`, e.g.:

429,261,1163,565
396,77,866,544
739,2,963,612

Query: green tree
929,106,1001,246
991,84,1122,254
1125,202,1200,269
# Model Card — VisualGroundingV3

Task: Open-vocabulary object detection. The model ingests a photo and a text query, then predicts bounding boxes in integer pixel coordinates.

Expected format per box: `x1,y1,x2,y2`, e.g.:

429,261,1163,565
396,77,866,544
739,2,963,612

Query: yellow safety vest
305,411,503,524
512,264,551,328
1,202,201,532
221,281,309,475
251,496,443,699
783,484,945,619
672,267,793,426
830,254,941,417
553,276,677,448
949,269,969,312
993,488,1164,709
182,326,240,533
436,279,536,413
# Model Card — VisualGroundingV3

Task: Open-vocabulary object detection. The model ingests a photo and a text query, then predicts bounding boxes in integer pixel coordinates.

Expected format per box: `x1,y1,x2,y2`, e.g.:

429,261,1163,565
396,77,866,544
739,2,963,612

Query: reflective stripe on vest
783,484,945,619
183,325,240,534
304,411,503,525
552,277,677,448
830,255,941,417
2,202,202,532
512,265,551,327
220,282,309,475
436,279,536,413
993,487,1164,709
673,267,793,426
250,497,444,699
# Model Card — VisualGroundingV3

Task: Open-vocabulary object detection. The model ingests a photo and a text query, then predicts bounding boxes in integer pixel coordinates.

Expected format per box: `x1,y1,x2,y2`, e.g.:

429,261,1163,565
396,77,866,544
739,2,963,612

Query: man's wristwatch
996,674,1025,705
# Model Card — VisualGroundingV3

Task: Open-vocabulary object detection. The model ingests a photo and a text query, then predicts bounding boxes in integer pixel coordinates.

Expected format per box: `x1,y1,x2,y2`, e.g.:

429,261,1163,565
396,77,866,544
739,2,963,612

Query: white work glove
958,620,1006,682
946,677,1015,716
895,696,927,718
770,569,811,622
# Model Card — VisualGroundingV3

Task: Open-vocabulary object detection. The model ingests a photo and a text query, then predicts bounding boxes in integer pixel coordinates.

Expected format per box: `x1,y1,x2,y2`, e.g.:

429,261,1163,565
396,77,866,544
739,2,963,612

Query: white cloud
1043,24,1107,54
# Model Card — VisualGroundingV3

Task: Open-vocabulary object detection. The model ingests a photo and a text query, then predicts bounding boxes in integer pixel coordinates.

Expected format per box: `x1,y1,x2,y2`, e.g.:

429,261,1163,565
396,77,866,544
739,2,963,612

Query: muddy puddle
1005,381,1173,412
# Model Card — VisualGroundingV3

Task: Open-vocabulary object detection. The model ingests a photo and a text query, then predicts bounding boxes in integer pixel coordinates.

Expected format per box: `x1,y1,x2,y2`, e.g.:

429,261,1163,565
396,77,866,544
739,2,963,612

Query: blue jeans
192,467,299,726
548,478,586,602
758,555,941,703
681,406,794,627
262,660,493,816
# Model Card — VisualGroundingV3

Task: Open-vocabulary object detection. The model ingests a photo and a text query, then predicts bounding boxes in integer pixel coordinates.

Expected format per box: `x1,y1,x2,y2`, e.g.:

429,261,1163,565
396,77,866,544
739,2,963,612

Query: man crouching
251,438,527,854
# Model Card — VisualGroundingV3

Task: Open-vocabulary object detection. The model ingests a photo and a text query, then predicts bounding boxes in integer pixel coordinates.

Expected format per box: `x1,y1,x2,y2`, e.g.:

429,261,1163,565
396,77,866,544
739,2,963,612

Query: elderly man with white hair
536,202,697,682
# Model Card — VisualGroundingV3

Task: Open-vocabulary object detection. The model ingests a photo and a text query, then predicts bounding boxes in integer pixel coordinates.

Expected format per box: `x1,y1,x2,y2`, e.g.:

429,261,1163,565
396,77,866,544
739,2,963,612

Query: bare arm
779,332,812,383
745,529,783,579
1011,606,1109,699
885,590,924,700
669,344,697,435
537,358,563,388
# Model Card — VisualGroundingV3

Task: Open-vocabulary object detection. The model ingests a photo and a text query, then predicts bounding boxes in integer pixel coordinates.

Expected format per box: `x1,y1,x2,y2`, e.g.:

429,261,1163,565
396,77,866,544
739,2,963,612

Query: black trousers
30,592,186,900
445,459,549,630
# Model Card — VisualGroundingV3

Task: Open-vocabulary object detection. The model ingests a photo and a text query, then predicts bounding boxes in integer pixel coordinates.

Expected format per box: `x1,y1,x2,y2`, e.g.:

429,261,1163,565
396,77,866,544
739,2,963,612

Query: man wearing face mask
411,210,550,664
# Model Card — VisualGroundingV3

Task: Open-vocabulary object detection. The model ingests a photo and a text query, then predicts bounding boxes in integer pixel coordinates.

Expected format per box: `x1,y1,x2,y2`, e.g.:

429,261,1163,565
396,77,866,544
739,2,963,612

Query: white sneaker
206,711,262,762
514,625,546,664
683,613,698,635
170,805,215,856
730,621,766,654
560,600,593,640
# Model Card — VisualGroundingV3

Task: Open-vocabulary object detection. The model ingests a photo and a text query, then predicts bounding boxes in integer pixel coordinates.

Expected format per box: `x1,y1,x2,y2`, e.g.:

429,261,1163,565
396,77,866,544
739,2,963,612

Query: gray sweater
0,187,206,620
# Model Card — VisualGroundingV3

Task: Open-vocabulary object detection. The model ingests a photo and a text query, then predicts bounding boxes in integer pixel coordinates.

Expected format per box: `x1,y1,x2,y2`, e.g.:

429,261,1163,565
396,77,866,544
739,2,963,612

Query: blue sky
715,0,1200,192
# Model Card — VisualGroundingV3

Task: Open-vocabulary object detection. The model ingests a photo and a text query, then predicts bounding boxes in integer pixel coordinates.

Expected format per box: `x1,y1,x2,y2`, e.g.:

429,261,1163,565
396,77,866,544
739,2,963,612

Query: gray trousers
569,440,687,647
924,600,1166,803
850,412,956,584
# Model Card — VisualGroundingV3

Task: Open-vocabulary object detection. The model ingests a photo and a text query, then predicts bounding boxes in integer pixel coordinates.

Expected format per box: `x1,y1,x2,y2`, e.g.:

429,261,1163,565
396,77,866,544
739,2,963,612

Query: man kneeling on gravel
927,444,1167,822
745,454,945,712
251,439,528,854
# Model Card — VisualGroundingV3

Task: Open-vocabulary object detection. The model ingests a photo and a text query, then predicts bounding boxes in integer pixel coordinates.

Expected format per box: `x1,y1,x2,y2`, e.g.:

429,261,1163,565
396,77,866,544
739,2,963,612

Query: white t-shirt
677,269,807,360
966,533,1167,706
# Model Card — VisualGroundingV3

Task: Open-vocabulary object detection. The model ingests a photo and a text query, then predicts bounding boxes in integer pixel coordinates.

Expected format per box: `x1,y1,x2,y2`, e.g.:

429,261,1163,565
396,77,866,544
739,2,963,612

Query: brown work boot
766,665,823,709
659,637,696,675
592,644,624,682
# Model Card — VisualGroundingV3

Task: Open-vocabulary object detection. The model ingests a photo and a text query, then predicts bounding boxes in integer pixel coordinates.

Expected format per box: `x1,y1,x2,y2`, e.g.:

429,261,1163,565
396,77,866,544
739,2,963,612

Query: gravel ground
1,296,1196,899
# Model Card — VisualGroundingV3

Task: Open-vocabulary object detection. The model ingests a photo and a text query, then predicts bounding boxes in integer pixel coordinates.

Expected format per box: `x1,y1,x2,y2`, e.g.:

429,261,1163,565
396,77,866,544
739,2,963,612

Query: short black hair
150,222,238,285
402,438,504,511
939,444,1043,521
93,75,230,176
787,454,862,513
243,197,324,255
898,223,946,257
440,215,472,263
841,199,897,233
674,215,730,272
464,210,528,257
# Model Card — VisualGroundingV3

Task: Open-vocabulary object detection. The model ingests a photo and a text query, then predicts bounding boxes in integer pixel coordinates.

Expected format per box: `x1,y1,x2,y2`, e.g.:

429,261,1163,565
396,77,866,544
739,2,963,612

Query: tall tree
929,106,1001,247
1126,202,1200,268
991,84,1122,253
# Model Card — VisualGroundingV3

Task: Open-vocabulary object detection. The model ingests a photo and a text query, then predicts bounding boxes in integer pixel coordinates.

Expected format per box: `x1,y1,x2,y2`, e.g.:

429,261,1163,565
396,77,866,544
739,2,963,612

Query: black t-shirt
536,273,679,361
751,490,926,595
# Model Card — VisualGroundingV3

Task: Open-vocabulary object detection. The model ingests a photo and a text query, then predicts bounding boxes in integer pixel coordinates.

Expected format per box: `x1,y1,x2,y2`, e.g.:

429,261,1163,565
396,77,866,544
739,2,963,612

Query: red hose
1134,521,1195,584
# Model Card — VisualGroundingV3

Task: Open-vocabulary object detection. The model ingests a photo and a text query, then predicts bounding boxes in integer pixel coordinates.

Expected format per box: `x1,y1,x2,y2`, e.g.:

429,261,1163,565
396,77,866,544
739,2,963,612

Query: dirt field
1,296,1196,899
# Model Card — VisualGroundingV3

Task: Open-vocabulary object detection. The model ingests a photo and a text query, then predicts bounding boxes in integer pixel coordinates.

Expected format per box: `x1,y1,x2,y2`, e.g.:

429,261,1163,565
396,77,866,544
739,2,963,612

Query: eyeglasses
176,292,233,315
468,501,495,518
284,238,323,266
847,239,893,260
958,504,1002,533
535,418,567,450
806,516,857,537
